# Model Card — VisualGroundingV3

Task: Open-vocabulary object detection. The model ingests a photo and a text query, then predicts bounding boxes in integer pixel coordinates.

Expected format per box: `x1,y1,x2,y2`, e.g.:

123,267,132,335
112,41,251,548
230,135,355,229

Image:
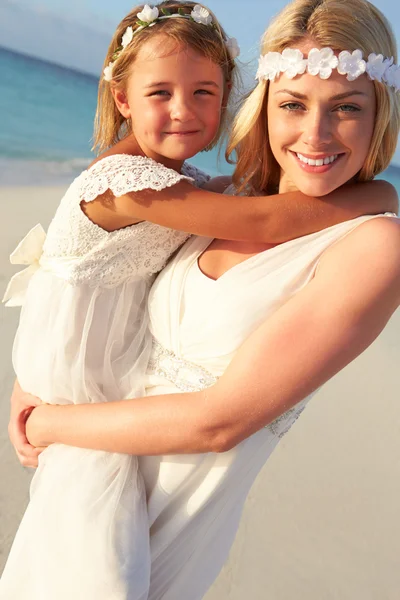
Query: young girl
1,1,397,599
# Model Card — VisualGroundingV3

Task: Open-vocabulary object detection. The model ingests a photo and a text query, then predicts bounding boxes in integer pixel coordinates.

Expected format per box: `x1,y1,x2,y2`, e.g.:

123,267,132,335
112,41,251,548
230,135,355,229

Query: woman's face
267,43,377,196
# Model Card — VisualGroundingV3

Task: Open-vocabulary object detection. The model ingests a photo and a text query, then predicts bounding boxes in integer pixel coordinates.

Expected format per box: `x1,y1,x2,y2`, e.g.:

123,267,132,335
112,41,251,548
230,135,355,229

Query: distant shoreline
0,45,99,81
0,155,398,188
0,156,224,187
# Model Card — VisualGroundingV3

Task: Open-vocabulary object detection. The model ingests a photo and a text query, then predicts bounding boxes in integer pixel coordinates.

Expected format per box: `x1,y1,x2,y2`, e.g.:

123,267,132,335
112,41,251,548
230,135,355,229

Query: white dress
0,154,209,600
139,212,397,600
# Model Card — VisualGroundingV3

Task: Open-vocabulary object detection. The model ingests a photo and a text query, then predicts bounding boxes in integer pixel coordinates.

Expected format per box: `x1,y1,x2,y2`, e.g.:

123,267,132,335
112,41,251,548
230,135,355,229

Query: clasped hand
8,379,45,468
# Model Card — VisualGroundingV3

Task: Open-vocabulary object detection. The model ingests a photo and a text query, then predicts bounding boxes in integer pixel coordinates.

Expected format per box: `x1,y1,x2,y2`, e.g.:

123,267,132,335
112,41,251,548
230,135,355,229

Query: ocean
1,45,400,192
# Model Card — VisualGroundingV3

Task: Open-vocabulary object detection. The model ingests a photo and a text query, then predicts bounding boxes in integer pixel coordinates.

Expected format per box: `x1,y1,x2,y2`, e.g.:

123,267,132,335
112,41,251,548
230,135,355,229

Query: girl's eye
335,104,361,112
149,90,170,97
281,102,303,111
195,89,213,95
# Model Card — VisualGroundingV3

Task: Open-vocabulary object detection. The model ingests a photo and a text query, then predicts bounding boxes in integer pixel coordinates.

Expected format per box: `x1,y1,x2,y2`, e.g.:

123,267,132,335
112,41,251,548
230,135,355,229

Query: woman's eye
336,104,360,112
281,102,303,111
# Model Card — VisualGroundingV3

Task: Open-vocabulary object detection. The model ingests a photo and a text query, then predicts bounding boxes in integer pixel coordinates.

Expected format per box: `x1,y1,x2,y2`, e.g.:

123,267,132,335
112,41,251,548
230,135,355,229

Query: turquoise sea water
1,45,400,191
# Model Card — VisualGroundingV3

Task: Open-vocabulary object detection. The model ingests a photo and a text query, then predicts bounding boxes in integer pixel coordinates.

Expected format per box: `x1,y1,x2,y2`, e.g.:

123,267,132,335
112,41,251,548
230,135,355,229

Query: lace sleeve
181,163,211,188
76,154,195,203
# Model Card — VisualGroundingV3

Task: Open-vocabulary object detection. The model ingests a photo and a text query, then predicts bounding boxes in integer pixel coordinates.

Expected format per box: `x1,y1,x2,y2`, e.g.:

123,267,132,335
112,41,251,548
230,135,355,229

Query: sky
7,0,400,72
11,0,400,35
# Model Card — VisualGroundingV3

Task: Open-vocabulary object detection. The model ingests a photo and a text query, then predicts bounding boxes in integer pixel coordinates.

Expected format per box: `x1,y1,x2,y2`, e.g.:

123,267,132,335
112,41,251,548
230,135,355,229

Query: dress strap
181,163,210,188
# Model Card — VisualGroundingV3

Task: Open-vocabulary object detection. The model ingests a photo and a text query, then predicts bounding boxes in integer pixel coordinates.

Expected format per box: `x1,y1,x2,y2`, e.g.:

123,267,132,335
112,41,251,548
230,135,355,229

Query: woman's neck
278,172,299,194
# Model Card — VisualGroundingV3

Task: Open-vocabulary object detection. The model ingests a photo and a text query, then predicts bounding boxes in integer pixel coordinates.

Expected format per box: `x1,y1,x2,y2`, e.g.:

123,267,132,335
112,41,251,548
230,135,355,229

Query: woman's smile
289,149,344,173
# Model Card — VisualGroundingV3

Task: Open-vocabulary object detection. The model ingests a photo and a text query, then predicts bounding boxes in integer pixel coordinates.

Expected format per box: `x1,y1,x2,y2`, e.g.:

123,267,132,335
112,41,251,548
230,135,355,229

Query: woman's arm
26,218,400,454
86,177,398,244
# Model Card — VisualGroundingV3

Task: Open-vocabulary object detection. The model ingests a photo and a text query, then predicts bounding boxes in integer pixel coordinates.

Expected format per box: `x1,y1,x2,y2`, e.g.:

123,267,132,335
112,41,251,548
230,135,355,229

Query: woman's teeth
296,152,339,166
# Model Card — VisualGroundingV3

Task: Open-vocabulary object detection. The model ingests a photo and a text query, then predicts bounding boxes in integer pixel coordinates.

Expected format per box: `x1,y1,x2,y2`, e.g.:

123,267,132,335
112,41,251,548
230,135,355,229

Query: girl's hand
8,380,44,468
25,405,50,449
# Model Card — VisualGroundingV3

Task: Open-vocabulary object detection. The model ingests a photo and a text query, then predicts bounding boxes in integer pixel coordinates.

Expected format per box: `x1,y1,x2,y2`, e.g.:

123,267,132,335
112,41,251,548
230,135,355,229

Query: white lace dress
0,154,209,600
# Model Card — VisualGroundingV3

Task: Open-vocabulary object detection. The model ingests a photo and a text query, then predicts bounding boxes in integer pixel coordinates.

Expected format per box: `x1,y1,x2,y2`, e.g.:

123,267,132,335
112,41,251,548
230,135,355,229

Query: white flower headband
256,48,400,92
104,4,240,81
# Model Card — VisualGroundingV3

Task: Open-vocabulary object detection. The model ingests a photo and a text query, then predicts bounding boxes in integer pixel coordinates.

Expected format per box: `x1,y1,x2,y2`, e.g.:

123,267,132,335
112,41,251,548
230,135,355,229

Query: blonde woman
8,0,400,599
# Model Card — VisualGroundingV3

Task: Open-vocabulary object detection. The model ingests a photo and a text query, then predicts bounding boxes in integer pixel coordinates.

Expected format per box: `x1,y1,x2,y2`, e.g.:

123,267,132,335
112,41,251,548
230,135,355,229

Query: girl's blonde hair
93,1,237,154
228,0,400,195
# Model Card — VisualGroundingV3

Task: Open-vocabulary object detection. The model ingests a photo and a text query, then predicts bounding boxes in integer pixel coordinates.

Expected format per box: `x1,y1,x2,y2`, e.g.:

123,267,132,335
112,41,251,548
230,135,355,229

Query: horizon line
0,44,100,81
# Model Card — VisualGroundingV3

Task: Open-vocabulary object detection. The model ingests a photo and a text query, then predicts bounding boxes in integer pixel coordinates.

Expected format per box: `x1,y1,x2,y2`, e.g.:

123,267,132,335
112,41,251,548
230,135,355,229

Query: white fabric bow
2,224,46,307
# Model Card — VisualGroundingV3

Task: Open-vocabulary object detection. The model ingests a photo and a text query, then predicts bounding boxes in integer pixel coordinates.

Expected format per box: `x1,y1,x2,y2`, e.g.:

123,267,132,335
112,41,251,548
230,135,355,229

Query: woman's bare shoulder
336,216,400,262
318,216,400,297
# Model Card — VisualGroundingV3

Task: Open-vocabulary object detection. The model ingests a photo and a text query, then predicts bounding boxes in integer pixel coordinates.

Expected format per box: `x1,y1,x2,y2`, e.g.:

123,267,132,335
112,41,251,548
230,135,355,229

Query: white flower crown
256,48,400,92
104,4,240,81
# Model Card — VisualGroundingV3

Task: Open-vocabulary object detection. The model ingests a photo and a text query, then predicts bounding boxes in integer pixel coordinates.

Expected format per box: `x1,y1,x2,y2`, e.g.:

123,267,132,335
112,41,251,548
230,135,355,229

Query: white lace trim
148,338,307,438
76,154,195,203
181,162,210,188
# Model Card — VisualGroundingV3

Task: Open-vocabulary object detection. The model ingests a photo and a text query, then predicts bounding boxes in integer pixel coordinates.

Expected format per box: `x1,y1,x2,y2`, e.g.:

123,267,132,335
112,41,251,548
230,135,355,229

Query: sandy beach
1,186,400,599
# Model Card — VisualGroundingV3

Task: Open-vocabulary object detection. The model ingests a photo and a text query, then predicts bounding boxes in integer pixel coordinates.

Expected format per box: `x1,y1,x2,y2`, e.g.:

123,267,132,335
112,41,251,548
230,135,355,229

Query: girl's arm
85,177,398,244
26,218,400,454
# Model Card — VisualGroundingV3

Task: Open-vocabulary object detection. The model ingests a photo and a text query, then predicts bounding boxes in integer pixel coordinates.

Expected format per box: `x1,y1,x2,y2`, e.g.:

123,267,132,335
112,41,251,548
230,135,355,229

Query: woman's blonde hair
228,0,400,195
93,1,237,154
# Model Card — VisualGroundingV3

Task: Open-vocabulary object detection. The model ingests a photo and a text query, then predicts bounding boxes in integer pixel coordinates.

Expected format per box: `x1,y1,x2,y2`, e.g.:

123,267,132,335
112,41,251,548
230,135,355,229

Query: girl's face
267,43,377,196
113,35,226,170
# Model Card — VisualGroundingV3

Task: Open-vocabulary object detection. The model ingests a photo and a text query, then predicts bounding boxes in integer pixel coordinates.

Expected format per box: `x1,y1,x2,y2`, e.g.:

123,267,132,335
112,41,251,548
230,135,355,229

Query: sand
1,186,400,599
